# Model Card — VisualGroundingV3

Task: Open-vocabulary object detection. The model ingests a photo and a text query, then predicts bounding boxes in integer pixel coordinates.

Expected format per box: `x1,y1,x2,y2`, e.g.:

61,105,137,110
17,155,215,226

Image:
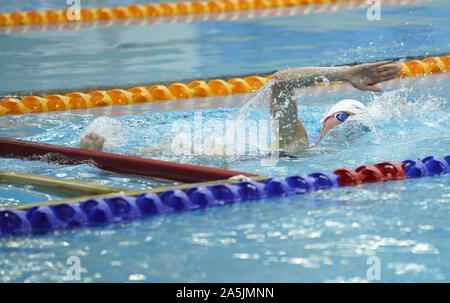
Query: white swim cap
322,99,366,123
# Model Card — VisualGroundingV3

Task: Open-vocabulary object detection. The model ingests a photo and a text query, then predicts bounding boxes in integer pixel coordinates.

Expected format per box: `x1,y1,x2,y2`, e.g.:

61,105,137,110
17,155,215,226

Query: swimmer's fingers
375,63,401,72
365,60,392,69
355,79,382,92
96,136,105,149
355,61,391,74
367,73,399,86
374,70,397,78
80,133,105,151
347,61,399,92
375,64,401,77
85,132,101,140
353,61,397,73
366,64,400,86
365,62,400,79
79,137,94,150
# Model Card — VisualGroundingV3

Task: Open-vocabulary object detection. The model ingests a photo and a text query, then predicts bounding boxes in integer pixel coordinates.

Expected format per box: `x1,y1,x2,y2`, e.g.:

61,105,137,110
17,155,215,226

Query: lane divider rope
1,154,448,236
0,0,368,28
1,55,449,117
0,0,427,35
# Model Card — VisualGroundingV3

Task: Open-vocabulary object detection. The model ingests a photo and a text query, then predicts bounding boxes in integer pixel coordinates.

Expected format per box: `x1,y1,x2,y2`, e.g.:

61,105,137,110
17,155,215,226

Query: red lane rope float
333,162,408,185
0,137,256,183
1,55,448,117
0,0,427,35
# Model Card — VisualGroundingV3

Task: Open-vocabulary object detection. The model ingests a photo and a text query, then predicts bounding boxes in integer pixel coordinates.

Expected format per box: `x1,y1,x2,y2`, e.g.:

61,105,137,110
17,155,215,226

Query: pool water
0,0,449,282
1,0,449,94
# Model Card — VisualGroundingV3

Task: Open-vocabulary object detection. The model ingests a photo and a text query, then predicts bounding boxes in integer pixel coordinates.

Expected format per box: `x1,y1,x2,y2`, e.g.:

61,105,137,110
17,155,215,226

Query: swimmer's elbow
281,139,310,154
271,70,284,82
272,70,292,86
271,68,311,91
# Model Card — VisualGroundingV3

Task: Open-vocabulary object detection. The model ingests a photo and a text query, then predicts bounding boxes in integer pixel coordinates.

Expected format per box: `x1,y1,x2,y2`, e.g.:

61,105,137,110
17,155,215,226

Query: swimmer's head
319,99,369,142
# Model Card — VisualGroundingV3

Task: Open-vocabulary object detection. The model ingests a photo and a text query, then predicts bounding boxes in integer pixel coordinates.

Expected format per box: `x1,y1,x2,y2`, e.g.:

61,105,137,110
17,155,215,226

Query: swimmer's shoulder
279,151,301,158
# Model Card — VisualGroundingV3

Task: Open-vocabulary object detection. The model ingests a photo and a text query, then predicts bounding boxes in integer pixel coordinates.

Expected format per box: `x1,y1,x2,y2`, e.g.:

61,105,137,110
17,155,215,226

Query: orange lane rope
0,0,367,28
0,55,448,117
0,0,428,35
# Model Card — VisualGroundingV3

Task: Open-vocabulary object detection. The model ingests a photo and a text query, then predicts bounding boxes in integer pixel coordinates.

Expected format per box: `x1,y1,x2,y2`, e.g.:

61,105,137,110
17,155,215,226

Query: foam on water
81,116,126,151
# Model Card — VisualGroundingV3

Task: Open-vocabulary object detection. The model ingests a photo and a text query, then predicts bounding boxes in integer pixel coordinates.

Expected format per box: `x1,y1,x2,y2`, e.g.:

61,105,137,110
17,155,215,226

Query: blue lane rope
0,155,449,237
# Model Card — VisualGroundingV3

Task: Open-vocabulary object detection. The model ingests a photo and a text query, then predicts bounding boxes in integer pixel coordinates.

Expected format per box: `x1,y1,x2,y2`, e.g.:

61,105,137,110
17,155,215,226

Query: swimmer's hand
79,133,105,152
344,61,401,92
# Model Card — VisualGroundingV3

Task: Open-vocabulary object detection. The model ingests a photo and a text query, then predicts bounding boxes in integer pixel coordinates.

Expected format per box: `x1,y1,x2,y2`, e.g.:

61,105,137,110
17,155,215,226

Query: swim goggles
321,112,370,133
322,112,349,125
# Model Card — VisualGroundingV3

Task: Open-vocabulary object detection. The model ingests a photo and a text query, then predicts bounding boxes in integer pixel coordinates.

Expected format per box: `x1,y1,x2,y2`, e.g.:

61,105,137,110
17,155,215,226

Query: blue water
0,0,449,282
1,0,449,93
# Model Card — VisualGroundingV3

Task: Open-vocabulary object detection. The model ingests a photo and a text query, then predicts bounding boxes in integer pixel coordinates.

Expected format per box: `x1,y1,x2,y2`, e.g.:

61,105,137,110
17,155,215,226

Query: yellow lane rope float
0,55,448,117
0,169,126,196
0,0,429,35
0,0,366,27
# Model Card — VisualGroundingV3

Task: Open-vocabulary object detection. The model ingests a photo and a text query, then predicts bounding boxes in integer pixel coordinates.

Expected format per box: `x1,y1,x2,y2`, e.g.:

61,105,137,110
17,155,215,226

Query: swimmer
79,61,401,153
270,60,400,153
318,98,370,142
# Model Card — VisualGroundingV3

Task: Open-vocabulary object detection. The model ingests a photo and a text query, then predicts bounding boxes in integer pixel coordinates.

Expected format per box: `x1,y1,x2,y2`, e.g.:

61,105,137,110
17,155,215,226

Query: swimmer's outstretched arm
270,61,401,149
79,62,400,153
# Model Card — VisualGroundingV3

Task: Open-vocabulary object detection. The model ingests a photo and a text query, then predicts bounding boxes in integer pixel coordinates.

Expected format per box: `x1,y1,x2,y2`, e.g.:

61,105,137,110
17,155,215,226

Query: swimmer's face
319,112,370,142
319,111,354,142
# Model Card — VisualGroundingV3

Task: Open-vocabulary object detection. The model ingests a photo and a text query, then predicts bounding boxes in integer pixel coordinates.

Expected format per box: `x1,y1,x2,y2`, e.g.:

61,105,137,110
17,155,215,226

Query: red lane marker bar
0,137,256,183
